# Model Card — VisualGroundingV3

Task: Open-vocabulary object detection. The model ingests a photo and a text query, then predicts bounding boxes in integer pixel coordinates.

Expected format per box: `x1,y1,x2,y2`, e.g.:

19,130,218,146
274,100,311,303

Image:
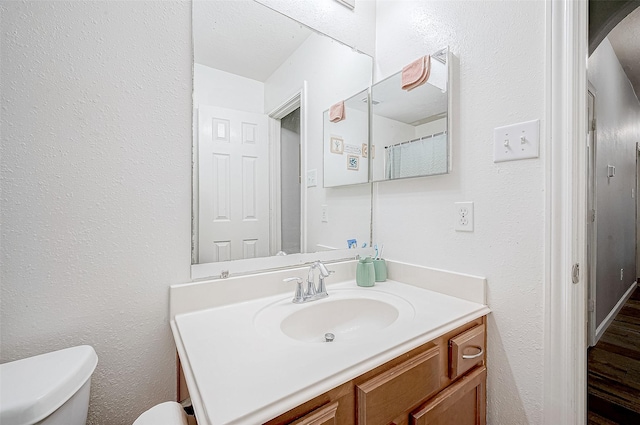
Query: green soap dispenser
356,256,375,287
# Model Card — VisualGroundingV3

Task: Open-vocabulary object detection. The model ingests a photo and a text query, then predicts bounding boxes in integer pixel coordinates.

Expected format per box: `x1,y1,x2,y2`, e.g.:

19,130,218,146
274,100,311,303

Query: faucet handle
283,277,305,304
316,270,335,299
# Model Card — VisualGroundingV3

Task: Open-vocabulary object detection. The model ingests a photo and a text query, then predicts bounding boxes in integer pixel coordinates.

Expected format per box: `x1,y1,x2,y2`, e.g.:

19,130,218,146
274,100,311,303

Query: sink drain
324,333,335,342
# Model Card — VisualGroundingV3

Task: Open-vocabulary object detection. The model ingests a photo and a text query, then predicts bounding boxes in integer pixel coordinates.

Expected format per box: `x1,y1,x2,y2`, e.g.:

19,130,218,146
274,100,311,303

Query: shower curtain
385,133,447,179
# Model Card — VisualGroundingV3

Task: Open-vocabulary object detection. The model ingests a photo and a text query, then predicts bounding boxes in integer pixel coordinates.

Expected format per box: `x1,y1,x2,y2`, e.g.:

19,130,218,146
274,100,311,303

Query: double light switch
493,119,540,163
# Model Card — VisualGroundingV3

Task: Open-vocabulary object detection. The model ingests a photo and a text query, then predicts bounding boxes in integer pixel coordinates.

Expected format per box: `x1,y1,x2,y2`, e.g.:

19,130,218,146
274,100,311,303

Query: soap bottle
356,256,375,287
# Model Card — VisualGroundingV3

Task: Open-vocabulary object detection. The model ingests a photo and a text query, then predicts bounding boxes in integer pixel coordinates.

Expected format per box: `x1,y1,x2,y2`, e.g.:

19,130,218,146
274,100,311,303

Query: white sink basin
254,288,416,343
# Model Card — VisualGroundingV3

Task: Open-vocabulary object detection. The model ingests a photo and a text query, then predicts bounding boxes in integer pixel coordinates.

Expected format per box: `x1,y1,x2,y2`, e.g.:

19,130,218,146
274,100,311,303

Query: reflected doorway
279,109,301,254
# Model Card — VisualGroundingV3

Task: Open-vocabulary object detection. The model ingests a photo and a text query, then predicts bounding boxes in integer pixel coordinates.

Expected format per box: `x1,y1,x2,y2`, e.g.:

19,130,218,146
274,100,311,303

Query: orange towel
329,101,345,123
401,55,431,91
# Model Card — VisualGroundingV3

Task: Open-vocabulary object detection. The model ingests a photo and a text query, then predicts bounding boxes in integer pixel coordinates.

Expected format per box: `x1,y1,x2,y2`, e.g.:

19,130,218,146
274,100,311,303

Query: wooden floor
588,287,640,425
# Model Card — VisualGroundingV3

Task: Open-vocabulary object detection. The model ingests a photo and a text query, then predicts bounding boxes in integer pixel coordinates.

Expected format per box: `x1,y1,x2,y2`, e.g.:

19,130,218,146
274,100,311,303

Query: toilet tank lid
0,345,98,425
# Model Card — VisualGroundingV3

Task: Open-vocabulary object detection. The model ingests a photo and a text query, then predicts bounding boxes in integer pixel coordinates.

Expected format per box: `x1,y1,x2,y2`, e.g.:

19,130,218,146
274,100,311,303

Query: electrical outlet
321,205,329,223
455,202,474,232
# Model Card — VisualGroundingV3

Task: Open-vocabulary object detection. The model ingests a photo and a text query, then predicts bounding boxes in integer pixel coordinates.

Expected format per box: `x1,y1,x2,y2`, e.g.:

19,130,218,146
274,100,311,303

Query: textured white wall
373,1,546,423
0,2,192,425
1,1,553,424
588,38,640,326
194,64,265,114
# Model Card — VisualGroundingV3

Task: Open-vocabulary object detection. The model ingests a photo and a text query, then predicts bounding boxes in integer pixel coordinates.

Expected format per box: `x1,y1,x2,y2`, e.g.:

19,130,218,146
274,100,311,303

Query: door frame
267,83,308,256
587,84,598,347
543,0,588,424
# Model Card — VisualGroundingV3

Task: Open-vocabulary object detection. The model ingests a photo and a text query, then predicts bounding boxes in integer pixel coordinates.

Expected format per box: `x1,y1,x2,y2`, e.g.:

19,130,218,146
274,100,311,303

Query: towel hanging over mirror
329,100,346,122
401,55,431,91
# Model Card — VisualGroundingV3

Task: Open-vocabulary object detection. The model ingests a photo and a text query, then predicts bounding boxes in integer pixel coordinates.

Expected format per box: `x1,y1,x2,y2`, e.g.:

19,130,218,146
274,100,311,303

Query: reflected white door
198,105,269,263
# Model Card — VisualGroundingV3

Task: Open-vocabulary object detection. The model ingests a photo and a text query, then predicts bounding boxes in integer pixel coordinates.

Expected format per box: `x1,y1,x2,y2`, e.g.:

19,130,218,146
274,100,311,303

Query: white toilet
133,402,189,425
0,345,98,425
0,345,188,425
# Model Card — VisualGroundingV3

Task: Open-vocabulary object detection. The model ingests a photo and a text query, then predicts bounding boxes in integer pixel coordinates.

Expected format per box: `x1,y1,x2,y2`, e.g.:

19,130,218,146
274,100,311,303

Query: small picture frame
347,155,359,171
330,136,344,154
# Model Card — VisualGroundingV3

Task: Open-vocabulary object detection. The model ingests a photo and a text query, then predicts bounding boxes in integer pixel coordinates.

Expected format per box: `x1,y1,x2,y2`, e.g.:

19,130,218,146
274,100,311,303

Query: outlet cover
493,119,540,163
455,202,474,232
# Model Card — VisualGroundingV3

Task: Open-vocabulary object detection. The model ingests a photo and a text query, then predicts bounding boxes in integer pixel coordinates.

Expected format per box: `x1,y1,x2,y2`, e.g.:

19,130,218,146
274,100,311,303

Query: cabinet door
449,325,485,380
411,366,486,425
289,402,339,425
356,346,441,425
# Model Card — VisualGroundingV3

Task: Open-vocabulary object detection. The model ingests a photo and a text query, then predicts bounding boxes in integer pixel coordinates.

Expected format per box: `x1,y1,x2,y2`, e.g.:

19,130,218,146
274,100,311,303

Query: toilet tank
0,345,98,425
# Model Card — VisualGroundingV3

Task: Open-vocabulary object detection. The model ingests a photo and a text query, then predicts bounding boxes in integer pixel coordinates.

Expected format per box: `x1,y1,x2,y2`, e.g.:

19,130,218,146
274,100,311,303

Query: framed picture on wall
347,155,359,171
330,136,344,154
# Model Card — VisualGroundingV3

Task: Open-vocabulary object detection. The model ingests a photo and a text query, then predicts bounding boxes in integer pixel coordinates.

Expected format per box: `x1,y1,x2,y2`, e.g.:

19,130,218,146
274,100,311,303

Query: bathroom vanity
265,318,486,425
170,261,489,425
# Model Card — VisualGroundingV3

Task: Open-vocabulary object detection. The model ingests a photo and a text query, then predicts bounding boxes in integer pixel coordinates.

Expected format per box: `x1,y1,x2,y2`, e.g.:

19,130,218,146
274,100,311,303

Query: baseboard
595,281,638,343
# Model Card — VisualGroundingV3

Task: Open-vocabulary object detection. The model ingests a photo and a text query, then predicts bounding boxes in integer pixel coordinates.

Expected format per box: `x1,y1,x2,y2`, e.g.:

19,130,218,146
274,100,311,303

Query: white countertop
171,277,490,425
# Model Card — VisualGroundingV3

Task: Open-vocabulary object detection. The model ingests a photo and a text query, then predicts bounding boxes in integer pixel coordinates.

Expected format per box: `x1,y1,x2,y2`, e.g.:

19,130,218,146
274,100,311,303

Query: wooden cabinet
449,324,485,380
264,317,487,425
356,347,441,425
290,402,339,425
411,366,486,425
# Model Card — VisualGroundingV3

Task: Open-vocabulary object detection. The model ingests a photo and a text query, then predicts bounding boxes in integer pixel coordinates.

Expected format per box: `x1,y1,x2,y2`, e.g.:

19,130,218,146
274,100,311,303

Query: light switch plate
306,169,317,187
321,205,328,223
493,119,540,163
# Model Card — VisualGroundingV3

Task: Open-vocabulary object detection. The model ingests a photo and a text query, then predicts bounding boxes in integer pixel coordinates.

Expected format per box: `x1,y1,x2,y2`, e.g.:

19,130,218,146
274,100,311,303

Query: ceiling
193,0,312,82
194,0,640,100
605,5,640,100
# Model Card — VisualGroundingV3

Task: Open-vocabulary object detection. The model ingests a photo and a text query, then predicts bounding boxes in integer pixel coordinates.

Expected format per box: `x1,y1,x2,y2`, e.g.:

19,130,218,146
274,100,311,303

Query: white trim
300,81,308,253
268,91,304,256
192,107,200,264
191,247,372,281
543,0,588,424
586,84,598,347
268,118,283,255
595,281,638,343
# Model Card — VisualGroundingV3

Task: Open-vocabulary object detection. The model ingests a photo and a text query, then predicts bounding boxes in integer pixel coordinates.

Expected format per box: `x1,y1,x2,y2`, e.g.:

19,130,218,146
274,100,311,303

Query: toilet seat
132,402,188,425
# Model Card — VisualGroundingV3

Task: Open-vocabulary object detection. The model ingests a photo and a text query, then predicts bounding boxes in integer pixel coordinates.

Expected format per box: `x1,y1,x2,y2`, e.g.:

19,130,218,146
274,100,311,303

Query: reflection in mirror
323,89,369,187
371,47,450,181
192,0,373,277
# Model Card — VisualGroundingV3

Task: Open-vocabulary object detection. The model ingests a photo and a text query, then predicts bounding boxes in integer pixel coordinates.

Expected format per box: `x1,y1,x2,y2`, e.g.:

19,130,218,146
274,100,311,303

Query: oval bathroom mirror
191,0,374,279
370,47,451,182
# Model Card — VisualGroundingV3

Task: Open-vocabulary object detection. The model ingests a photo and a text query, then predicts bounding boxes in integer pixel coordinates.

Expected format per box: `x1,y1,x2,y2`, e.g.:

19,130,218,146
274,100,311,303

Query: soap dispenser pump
356,256,375,287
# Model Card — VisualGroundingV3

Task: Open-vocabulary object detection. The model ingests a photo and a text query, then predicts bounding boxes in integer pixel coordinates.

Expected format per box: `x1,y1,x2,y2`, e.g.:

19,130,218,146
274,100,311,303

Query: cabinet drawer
356,346,441,425
449,324,485,380
289,401,339,425
411,366,486,425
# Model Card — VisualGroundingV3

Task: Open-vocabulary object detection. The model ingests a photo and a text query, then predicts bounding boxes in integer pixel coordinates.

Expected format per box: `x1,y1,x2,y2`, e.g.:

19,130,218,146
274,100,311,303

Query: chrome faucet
283,261,334,303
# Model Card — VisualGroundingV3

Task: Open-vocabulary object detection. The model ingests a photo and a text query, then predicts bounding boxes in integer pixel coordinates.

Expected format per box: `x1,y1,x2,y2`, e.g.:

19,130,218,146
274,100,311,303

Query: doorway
279,109,302,254
268,87,307,257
